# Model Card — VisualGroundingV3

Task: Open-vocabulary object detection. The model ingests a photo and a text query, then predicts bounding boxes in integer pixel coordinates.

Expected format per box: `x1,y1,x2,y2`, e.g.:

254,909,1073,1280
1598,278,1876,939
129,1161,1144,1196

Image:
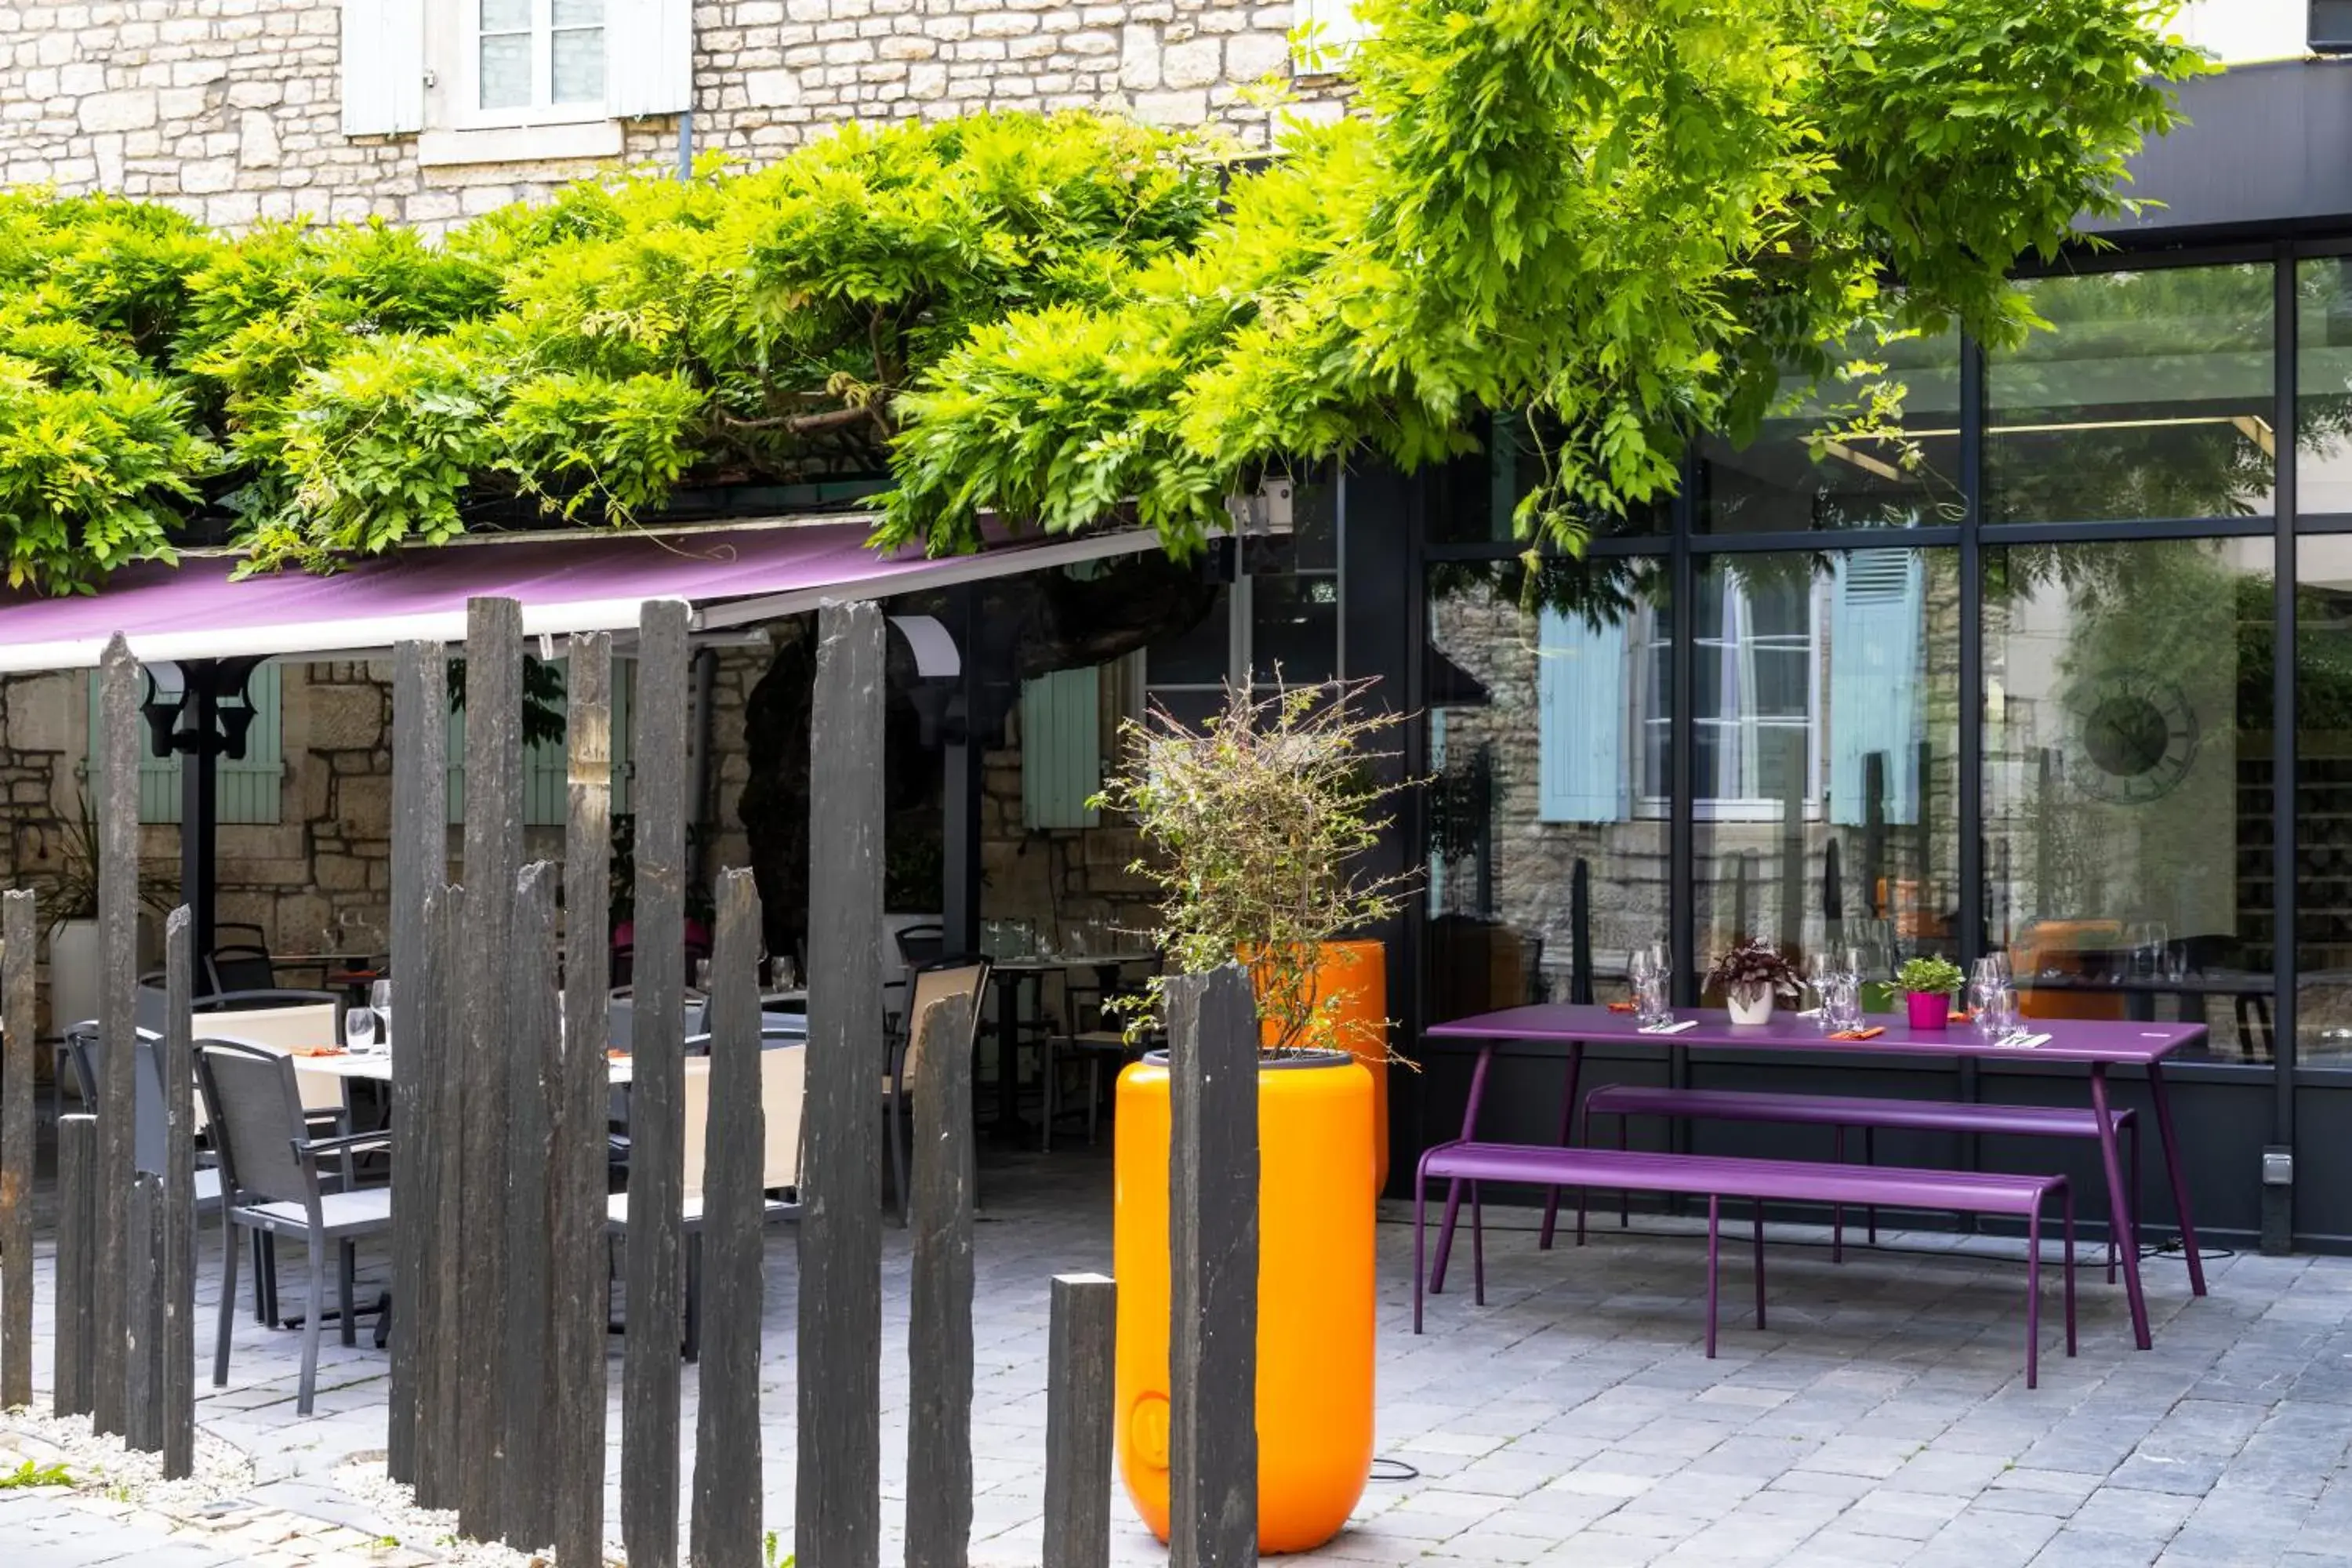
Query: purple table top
1425,1003,2204,1068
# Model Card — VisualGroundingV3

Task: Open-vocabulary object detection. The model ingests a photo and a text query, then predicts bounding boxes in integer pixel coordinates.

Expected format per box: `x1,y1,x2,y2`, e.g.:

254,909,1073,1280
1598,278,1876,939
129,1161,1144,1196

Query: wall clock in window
2064,675,2200,804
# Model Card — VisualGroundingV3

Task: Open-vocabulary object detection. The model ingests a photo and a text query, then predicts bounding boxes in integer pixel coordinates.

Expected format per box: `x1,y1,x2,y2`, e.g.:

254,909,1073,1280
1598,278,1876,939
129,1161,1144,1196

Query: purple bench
1414,1141,2077,1387
1569,1085,2137,1277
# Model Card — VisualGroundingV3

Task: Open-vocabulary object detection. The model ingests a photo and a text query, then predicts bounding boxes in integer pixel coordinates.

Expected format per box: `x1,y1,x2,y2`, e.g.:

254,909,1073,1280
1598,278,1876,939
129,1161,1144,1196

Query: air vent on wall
2316,0,2352,54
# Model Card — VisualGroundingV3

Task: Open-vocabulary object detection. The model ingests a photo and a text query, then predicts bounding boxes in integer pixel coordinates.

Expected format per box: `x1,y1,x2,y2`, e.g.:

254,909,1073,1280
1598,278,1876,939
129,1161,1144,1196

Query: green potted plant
1897,955,1966,1030
1705,938,1798,1025
1090,677,1411,1554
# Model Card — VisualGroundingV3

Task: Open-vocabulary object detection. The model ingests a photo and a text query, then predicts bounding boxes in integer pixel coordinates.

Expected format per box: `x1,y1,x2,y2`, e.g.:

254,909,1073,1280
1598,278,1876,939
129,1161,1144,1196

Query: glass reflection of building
1419,258,2313,1071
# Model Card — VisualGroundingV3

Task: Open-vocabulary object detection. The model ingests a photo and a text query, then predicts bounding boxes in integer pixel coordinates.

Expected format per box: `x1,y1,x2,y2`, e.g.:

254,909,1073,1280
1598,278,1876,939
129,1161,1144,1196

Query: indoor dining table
1421,1004,2210,1351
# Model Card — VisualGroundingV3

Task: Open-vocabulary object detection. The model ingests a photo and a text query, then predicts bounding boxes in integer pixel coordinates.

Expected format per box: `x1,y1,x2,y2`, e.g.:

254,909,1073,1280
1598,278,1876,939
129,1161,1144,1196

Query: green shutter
448,656,634,825
1021,666,1101,829
89,664,282,826
220,664,283,825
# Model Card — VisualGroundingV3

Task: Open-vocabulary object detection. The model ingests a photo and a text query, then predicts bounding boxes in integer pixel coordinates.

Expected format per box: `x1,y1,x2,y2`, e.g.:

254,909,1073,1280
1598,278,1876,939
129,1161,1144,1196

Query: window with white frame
339,0,691,162
1641,568,1824,818
472,0,607,121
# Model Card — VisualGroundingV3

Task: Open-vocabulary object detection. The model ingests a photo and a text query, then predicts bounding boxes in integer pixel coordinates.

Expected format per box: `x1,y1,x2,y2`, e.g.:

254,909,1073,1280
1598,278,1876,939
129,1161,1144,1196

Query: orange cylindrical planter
1112,1054,1376,1554
1254,939,1391,1193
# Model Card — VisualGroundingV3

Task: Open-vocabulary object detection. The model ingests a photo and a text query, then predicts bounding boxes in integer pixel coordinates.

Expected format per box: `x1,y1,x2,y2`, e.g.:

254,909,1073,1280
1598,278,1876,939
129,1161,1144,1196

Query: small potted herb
1705,938,1798,1025
1897,956,1966,1030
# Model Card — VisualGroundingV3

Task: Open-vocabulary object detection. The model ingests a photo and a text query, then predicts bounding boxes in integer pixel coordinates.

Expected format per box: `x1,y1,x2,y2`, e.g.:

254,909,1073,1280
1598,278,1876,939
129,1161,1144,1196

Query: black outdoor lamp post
140,655,267,963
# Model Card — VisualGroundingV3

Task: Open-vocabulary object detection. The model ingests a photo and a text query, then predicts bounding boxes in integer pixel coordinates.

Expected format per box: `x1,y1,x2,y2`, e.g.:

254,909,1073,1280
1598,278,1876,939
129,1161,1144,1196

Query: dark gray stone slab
53,1114,94,1417
551,633,612,1568
1166,966,1258,1568
93,634,140,1438
459,597,524,1537
1044,1273,1116,1568
162,906,195,1478
623,598,691,1568
124,1173,162,1453
2,887,34,1409
907,993,976,1568
500,862,559,1550
416,884,466,1512
798,600,886,1568
691,867,764,1568
387,639,444,1485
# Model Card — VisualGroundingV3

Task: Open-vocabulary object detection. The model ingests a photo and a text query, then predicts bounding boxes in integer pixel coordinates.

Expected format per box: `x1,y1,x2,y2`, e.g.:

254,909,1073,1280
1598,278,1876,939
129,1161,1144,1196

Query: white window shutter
607,0,695,118
341,0,426,136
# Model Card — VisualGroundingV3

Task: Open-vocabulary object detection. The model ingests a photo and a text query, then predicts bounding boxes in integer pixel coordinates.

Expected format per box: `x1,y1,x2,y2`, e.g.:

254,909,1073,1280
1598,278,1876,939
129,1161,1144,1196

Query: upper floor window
474,0,607,119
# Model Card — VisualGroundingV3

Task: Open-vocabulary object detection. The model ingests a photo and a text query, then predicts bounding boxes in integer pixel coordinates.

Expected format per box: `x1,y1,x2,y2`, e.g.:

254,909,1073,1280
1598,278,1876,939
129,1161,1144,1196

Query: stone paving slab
12,1145,2352,1565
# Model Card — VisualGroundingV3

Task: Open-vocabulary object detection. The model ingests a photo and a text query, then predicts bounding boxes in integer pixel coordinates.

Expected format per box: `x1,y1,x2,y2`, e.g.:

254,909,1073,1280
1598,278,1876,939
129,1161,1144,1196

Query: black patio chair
195,1040,390,1416
884,959,989,1227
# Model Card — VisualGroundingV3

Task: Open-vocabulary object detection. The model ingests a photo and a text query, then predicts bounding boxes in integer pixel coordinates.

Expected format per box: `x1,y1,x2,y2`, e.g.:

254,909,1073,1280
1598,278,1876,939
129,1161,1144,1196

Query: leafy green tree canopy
886,0,2203,555
0,0,2199,594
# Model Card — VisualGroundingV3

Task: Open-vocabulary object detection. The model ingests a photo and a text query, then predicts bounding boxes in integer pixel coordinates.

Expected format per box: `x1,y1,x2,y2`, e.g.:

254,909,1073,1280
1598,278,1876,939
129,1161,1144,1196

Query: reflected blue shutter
1537,608,1628,822
445,700,466,826
1829,554,1923,826
1022,666,1102,829
89,665,281,825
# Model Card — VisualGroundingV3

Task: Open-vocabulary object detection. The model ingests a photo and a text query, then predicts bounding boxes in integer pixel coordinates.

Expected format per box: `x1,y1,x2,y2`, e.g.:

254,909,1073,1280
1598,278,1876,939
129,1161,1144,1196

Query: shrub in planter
1093,677,1412,1553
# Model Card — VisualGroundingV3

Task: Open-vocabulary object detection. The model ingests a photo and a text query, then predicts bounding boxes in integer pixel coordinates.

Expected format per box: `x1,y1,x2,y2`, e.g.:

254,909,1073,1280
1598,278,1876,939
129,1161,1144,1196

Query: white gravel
0,1402,254,1510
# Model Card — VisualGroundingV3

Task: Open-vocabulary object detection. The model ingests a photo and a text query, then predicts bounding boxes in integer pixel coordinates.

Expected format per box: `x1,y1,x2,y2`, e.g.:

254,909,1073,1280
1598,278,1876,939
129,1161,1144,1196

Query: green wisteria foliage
0,0,2201,595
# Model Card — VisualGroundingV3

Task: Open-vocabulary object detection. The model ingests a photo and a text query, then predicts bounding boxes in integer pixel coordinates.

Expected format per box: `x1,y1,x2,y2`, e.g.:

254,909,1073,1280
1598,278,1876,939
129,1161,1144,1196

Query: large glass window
2296,537,2352,1066
1687,549,1961,985
1696,330,1963,535
1423,557,1668,1019
1982,538,2275,1062
1986,263,2277,524
1426,417,1671,545
2297,258,2352,517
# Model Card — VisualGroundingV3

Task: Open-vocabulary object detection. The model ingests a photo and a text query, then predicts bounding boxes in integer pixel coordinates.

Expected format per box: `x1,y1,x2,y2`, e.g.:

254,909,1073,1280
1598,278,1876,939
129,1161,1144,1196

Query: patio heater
140,655,266,962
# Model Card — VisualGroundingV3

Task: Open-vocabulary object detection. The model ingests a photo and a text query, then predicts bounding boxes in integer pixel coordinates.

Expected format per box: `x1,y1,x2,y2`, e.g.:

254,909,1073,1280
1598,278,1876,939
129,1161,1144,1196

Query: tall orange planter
1112,1054,1376,1553
1254,939,1391,1192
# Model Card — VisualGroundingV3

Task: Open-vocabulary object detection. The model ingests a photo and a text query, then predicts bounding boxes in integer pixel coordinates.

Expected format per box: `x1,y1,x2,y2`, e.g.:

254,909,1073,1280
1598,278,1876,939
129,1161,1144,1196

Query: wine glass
344,1003,376,1054
370,979,392,1051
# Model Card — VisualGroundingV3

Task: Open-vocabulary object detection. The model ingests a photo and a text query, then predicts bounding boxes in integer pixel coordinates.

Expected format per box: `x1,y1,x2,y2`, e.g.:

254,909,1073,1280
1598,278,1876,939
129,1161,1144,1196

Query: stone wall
0,0,1346,232
0,642,770,1038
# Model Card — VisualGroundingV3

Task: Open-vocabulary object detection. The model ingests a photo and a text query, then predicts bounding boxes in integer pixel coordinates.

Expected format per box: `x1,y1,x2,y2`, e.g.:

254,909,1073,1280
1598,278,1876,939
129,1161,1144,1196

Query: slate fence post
1166,967,1260,1568
0,887,33,1409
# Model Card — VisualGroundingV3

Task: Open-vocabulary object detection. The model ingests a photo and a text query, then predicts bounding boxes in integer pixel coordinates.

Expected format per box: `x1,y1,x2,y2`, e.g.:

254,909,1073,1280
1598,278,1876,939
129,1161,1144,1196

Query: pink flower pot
1906,991,1951,1030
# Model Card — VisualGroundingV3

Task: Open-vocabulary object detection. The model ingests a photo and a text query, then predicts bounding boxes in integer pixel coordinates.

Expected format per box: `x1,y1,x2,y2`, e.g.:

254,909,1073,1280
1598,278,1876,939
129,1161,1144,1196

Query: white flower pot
1726,989,1775,1026
49,918,100,1033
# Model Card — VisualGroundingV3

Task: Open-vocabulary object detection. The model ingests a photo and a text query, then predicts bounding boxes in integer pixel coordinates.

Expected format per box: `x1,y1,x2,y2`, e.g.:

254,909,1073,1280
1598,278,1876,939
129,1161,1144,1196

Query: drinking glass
370,979,392,1050
345,1004,377,1054
1988,983,2021,1043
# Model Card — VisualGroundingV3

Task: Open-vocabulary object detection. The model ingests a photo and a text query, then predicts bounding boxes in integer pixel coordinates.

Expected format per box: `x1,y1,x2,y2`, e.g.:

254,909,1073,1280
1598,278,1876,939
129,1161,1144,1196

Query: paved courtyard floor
13,1142,2352,1566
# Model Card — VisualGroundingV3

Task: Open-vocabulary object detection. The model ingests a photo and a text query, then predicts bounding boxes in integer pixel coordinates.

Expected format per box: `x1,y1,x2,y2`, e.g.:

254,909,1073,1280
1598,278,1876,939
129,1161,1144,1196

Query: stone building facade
0,2,1356,1035
0,0,1349,232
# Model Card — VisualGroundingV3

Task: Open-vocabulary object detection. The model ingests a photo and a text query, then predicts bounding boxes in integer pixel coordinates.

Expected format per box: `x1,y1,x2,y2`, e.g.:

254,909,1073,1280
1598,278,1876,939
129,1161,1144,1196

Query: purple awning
0,518,1155,672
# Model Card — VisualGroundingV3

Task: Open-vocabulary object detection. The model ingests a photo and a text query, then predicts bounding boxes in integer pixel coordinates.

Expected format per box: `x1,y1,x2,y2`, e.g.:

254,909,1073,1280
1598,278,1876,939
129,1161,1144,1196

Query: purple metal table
1421,1004,2209,1351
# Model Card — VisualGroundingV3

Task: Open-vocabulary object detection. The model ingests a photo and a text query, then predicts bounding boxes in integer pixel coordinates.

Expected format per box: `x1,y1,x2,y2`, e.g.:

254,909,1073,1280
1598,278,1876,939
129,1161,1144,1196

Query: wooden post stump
623,598,692,1568
1167,967,1259,1568
93,634,140,1439
389,639,445,1485
691,869,764,1568
907,993,977,1568
1,888,34,1410
162,906,196,1477
501,862,560,1548
551,633,612,1568
799,600,886,1568
1044,1274,1116,1568
54,1113,96,1418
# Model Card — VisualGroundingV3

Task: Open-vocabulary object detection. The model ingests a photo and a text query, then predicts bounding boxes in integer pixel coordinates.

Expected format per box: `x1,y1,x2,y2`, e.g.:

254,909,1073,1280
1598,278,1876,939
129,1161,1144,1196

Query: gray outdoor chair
608,1029,805,1361
195,1039,391,1416
885,960,989,1227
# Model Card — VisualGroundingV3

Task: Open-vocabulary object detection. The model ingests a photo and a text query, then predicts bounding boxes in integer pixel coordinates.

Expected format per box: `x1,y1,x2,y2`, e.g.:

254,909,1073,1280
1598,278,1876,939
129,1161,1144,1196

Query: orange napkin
607,1049,631,1062
1828,1026,1885,1041
1949,1011,1973,1024
1606,1002,1638,1014
293,1047,347,1059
